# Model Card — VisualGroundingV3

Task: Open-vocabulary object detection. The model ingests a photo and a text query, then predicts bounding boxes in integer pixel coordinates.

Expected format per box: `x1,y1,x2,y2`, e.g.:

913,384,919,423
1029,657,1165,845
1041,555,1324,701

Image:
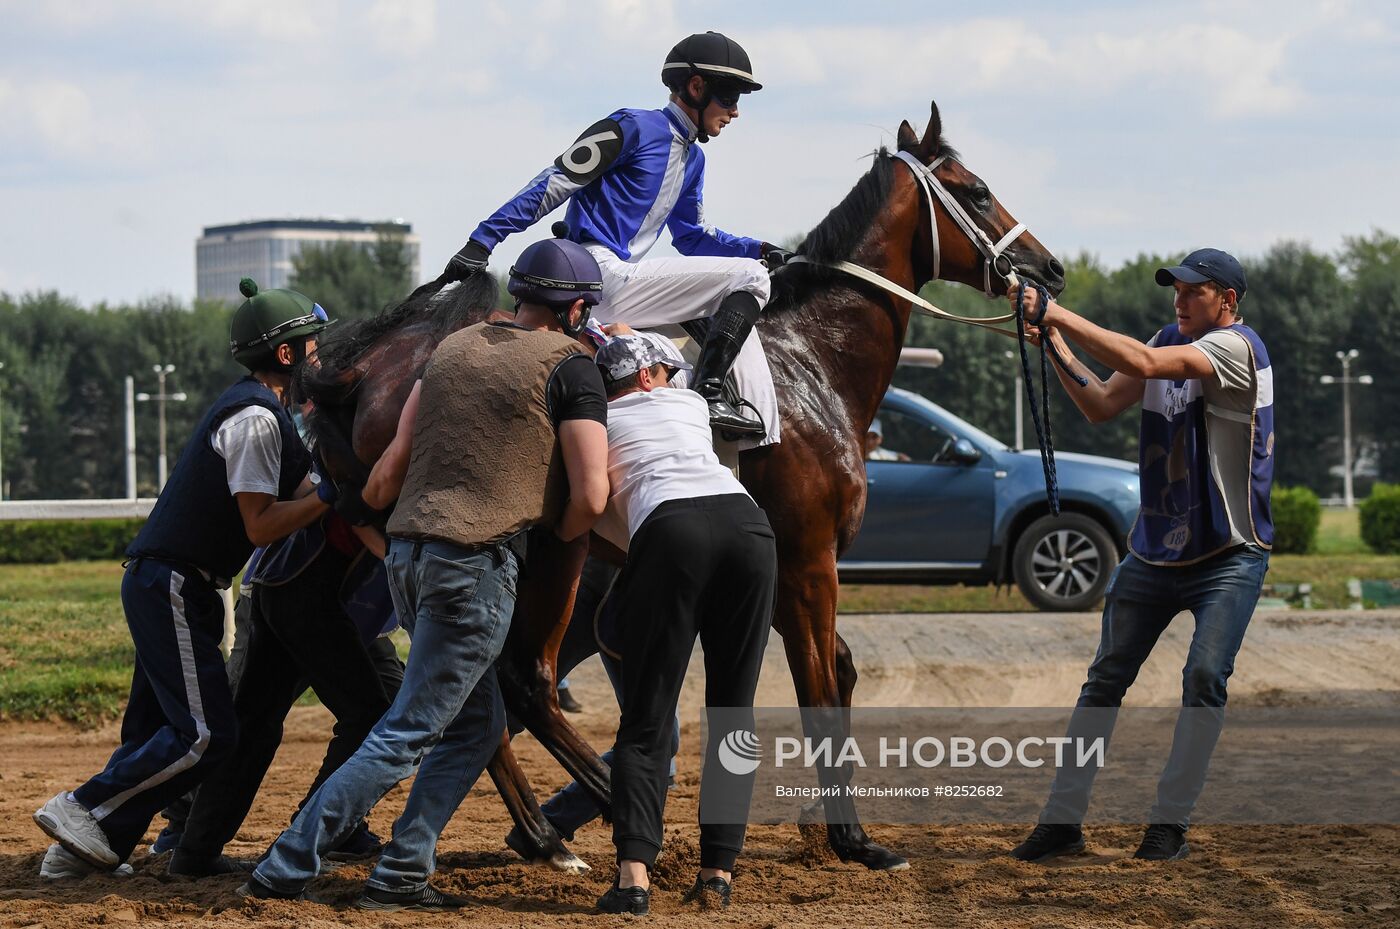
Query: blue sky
2,0,1397,306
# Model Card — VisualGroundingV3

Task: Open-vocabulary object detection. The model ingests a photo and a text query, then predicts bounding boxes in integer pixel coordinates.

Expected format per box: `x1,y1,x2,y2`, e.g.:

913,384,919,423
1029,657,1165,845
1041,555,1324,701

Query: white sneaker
40,844,134,879
33,792,120,869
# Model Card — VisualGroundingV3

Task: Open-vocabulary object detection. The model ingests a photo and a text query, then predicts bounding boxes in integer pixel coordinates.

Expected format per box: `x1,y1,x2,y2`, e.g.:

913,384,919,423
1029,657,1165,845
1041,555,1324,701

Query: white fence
1,497,238,656
0,499,156,520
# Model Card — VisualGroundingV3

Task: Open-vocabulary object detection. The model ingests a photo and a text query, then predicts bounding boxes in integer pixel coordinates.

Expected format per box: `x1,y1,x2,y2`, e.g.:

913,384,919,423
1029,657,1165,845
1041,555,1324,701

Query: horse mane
797,150,896,265
304,270,498,394
772,136,958,312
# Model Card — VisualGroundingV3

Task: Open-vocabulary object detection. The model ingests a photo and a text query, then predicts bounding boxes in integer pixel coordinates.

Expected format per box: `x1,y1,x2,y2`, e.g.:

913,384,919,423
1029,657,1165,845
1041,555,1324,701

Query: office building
196,218,421,303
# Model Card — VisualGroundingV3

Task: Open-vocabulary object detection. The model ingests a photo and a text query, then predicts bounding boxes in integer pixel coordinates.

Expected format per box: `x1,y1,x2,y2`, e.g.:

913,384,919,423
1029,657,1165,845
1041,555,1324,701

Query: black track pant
178,548,401,859
611,494,775,872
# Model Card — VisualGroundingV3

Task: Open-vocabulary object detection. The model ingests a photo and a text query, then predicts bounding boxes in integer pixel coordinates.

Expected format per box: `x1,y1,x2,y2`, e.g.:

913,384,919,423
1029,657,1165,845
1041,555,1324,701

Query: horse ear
921,100,943,156
896,119,919,153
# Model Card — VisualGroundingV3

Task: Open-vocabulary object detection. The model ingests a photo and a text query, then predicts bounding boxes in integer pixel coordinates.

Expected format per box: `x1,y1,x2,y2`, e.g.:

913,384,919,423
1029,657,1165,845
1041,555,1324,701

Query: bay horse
302,99,1064,873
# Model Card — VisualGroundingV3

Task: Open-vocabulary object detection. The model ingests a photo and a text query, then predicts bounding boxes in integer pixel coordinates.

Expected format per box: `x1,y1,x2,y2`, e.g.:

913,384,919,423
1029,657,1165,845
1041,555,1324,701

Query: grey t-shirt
1185,328,1263,548
209,406,283,495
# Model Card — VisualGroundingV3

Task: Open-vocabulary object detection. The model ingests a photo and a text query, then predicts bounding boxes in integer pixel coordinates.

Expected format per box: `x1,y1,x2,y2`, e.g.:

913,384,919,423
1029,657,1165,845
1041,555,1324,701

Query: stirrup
705,396,764,436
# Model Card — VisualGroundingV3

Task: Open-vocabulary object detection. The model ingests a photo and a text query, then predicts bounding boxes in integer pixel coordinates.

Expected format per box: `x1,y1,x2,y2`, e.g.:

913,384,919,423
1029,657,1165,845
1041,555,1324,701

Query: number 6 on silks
555,119,624,184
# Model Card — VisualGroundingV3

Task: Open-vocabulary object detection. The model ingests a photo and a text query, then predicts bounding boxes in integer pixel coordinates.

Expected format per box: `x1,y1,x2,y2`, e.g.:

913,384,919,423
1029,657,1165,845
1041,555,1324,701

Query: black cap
1155,248,1247,300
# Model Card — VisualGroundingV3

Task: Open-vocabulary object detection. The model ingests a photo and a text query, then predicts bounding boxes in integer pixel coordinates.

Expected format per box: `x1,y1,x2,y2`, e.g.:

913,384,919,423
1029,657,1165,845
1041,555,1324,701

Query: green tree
289,225,415,320
1244,242,1350,494
1341,231,1400,483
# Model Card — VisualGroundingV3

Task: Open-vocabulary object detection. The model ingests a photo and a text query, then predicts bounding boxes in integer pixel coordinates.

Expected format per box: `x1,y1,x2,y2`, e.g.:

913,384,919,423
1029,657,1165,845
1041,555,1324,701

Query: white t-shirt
599,388,750,549
210,406,283,496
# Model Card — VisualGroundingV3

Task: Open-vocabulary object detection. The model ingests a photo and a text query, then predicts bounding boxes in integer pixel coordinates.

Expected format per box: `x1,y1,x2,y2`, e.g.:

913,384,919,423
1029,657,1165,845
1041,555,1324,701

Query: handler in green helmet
33,278,336,879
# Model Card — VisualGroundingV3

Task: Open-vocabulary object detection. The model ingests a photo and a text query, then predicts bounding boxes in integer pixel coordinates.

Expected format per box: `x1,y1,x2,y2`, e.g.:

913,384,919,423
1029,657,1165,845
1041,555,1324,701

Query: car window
866,408,954,464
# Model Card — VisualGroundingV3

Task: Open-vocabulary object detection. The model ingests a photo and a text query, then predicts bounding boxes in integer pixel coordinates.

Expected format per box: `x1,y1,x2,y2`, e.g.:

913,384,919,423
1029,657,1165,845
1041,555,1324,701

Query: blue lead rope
1014,282,1087,516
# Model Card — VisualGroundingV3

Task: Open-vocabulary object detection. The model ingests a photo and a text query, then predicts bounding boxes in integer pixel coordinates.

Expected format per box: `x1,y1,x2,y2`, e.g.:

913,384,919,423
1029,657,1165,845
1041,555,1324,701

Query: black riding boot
693,291,764,436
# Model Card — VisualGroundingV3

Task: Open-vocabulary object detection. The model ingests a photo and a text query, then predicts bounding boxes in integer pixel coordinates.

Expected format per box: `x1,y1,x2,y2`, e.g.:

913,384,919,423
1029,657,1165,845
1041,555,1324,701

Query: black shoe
325,821,383,862
597,883,650,915
691,291,764,438
356,883,469,912
236,877,303,901
1133,824,1189,861
699,389,765,436
557,685,584,714
681,875,731,909
1010,823,1085,862
149,824,182,856
167,849,252,877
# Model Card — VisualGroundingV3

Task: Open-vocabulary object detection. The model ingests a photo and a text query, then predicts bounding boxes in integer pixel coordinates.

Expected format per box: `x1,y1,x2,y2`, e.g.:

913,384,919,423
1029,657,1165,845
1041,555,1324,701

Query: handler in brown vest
242,235,610,912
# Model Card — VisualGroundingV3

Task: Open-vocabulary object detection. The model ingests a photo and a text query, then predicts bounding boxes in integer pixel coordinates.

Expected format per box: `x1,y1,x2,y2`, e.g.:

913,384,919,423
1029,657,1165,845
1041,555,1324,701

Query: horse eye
973,186,992,207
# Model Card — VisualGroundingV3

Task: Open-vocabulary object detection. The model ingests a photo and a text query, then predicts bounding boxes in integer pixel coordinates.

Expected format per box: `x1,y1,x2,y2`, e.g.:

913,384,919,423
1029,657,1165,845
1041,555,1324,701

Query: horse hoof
842,843,909,871
548,851,591,874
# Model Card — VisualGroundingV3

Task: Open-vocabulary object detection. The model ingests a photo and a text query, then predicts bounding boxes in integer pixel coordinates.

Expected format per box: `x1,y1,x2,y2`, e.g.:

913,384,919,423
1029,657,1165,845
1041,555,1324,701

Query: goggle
232,303,330,352
709,82,742,108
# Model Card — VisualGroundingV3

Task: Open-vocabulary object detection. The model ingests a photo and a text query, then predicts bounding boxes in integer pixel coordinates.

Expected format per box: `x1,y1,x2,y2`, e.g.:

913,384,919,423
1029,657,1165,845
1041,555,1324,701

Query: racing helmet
507,226,603,337
229,278,330,372
662,31,762,104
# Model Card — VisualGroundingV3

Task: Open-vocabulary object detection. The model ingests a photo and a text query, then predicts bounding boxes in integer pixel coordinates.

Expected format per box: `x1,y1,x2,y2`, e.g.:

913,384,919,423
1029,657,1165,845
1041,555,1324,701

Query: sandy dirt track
1,609,1396,928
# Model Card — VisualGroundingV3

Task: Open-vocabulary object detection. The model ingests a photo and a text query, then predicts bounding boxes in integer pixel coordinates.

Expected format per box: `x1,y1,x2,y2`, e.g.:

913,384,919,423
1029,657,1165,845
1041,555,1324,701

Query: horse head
896,100,1065,297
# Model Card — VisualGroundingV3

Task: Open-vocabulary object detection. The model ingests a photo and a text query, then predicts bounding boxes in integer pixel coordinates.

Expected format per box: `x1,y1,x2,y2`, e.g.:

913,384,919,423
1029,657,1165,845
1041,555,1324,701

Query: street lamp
1004,350,1024,451
136,364,188,491
1319,349,1374,509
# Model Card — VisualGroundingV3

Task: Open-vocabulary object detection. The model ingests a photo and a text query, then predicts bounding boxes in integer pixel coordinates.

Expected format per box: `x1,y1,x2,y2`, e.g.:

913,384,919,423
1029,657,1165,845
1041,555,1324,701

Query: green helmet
229,277,330,371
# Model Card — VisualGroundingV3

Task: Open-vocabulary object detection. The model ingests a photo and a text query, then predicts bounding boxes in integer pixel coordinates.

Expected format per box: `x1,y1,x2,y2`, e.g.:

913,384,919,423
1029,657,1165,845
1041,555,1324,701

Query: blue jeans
539,649,680,840
252,538,518,895
1041,545,1269,829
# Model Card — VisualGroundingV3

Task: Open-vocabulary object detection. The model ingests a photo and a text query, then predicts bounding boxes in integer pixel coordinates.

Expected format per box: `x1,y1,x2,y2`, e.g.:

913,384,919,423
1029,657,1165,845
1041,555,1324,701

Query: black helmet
507,224,603,337
662,31,762,95
229,278,329,371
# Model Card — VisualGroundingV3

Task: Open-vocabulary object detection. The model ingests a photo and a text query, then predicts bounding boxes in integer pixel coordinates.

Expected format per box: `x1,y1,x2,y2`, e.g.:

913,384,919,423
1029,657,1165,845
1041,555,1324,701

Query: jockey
446,31,782,437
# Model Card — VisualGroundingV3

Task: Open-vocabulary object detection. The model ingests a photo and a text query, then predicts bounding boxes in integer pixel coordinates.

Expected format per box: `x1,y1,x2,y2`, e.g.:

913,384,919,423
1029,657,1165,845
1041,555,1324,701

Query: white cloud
754,18,1300,120
0,1,1396,305
0,78,131,160
365,0,437,54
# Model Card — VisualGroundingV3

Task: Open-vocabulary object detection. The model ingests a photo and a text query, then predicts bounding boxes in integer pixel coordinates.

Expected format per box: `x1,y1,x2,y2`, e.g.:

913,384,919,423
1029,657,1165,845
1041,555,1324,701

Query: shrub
1270,486,1321,554
1360,483,1400,554
0,519,145,564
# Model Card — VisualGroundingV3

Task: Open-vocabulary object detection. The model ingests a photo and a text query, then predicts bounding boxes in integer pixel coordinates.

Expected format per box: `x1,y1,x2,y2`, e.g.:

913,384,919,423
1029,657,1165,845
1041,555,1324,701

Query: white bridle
894,150,1027,298
786,150,1036,338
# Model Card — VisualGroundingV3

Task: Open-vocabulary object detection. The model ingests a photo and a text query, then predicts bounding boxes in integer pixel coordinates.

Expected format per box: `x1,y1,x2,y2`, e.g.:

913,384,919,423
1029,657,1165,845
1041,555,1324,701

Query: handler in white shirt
592,332,776,915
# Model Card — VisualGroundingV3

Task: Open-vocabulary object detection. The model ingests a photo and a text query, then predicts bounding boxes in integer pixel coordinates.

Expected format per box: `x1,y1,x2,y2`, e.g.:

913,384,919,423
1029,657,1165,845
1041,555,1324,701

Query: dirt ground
1,610,1397,928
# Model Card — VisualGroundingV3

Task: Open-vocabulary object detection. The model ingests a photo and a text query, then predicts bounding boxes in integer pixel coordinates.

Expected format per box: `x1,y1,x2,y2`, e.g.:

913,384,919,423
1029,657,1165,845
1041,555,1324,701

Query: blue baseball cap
1155,248,1247,300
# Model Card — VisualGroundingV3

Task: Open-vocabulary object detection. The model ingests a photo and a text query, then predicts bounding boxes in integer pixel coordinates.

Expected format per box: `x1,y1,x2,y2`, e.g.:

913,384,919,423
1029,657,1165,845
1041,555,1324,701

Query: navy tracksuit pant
72,557,238,861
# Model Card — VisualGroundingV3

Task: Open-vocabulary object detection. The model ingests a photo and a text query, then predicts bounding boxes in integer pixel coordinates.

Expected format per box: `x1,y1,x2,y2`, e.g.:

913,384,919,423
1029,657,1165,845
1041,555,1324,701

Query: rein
784,150,1086,514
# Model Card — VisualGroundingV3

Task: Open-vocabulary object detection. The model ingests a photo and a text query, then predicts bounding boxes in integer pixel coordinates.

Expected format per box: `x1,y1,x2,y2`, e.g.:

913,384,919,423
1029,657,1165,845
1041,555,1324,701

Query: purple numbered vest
1129,323,1275,565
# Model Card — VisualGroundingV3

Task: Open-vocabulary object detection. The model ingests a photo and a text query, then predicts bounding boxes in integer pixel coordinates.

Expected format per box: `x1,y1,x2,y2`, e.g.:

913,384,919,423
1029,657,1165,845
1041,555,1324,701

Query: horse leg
776,554,908,871
496,532,613,824
485,733,589,873
835,630,859,709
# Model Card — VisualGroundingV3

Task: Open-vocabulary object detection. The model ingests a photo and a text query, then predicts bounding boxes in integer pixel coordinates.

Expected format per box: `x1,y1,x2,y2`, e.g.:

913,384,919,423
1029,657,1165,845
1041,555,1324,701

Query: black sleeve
546,353,608,428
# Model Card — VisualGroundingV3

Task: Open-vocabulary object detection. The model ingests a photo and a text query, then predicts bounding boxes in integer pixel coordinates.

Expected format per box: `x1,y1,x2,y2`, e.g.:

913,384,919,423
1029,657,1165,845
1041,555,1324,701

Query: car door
847,405,997,566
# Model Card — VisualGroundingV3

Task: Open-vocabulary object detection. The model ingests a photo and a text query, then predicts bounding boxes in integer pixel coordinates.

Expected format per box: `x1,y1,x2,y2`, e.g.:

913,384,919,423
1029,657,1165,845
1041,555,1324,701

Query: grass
0,510,1391,724
0,561,132,725
1315,507,1368,555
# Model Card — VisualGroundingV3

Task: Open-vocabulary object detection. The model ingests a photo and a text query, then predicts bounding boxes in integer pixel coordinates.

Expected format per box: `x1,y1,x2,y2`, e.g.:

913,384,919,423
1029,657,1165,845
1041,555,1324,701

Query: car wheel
1012,513,1118,612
